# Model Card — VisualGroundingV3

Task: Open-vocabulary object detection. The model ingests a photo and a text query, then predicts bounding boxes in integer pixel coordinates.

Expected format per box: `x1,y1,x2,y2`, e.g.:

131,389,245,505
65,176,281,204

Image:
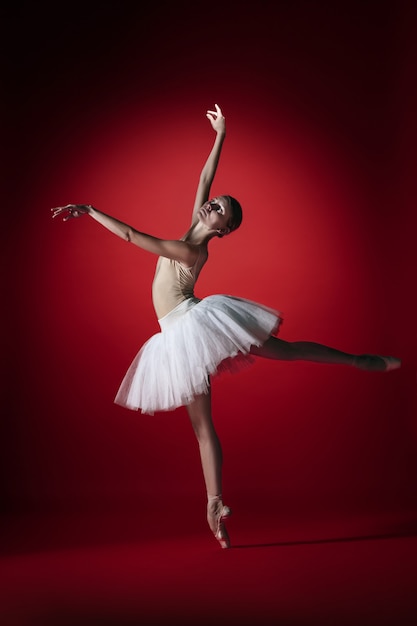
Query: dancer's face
198,196,233,235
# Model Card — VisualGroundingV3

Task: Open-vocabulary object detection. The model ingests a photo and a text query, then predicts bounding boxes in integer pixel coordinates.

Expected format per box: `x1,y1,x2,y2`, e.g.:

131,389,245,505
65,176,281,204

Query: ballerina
52,103,401,548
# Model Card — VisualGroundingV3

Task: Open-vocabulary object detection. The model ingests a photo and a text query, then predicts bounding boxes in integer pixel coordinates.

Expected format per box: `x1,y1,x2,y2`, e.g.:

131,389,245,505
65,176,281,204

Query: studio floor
1,504,416,626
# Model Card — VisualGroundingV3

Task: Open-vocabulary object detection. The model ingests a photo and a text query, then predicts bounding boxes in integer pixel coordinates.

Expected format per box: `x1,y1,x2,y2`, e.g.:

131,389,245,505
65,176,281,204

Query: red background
3,1,416,528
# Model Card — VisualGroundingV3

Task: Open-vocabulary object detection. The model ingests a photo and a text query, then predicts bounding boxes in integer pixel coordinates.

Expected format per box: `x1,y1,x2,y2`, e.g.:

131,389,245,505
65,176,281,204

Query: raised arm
191,104,226,225
51,204,198,266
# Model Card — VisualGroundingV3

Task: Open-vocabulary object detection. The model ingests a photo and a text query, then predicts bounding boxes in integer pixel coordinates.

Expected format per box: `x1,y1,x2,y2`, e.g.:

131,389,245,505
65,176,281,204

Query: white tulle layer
114,295,281,414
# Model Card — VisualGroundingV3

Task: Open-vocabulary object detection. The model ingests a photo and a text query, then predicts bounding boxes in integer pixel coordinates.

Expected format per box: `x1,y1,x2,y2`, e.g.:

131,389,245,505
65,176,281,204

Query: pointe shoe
380,356,401,371
355,355,401,372
207,496,232,549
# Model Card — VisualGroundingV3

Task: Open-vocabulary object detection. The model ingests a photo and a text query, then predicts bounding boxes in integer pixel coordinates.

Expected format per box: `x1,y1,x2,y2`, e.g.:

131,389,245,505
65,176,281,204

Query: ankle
207,493,222,502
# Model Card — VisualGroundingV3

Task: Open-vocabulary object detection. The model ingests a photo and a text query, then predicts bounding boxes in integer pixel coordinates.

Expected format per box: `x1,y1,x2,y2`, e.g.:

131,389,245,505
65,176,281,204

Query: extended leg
186,391,231,548
250,337,401,371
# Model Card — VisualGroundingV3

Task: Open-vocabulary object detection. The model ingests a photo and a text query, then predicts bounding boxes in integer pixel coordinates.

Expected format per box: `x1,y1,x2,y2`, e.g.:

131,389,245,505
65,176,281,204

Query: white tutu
114,295,281,414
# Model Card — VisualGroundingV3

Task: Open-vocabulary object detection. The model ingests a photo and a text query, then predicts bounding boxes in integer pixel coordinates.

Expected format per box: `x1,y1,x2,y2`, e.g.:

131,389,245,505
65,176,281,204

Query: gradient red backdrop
3,2,416,527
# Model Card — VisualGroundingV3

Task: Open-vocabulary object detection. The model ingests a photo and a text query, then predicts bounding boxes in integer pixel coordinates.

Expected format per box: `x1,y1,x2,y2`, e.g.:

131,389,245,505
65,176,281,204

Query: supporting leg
186,391,223,497
186,391,231,548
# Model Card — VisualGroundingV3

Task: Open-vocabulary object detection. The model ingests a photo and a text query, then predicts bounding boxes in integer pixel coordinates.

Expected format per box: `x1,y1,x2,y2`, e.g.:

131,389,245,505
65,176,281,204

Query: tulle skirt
114,295,281,414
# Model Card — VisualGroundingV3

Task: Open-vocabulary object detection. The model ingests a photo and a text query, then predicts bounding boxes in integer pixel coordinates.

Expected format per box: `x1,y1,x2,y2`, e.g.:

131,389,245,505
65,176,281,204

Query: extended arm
191,104,226,224
51,204,198,265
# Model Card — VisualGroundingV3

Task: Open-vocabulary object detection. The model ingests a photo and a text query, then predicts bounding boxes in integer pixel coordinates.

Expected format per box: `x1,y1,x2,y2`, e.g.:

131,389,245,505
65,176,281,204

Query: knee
284,341,297,360
189,418,203,440
191,421,214,443
188,413,216,443
187,392,218,442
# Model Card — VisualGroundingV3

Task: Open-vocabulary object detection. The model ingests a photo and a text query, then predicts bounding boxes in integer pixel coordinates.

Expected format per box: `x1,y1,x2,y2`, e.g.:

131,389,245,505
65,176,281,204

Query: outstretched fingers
206,103,223,120
51,204,92,221
206,104,225,134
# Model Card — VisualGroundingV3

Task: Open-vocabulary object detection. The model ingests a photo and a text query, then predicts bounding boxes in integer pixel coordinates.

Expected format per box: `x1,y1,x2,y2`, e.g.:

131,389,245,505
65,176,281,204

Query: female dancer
52,104,401,549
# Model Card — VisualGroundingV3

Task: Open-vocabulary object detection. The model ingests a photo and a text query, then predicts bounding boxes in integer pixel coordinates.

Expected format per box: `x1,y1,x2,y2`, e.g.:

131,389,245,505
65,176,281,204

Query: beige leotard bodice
152,247,207,319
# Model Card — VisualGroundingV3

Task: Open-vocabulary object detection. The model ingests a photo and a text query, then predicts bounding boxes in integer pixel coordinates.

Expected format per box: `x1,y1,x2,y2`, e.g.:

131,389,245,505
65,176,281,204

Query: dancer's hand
206,104,225,135
51,204,94,221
